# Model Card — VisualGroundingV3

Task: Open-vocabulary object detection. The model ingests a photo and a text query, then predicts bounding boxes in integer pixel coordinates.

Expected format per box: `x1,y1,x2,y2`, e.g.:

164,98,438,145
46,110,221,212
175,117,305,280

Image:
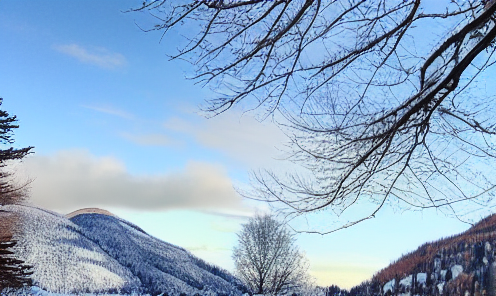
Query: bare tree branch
136,0,496,232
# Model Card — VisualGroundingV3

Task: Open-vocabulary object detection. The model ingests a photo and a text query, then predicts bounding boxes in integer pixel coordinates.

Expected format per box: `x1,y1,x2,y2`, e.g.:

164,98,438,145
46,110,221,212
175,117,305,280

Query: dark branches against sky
135,0,496,232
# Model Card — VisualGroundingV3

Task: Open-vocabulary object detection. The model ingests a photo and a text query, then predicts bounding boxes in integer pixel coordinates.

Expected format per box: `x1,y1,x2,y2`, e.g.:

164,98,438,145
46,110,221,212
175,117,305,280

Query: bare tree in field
233,214,310,295
134,1,496,231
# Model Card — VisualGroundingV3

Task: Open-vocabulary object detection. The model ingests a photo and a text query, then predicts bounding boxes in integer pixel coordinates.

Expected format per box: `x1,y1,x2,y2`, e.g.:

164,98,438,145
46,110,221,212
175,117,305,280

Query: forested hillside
2,204,247,296
332,214,496,296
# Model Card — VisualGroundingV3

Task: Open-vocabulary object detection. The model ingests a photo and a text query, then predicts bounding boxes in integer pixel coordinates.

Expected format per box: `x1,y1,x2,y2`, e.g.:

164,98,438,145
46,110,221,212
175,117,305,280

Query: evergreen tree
0,98,34,290
0,97,33,205
0,241,32,289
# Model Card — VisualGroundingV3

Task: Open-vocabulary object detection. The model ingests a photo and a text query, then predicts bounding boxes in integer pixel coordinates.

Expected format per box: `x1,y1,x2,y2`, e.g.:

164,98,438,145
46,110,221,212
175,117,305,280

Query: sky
0,0,477,289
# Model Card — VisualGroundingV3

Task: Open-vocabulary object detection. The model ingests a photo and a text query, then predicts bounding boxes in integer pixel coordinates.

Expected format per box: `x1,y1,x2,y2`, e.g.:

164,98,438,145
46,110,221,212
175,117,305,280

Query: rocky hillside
343,214,496,296
2,204,247,296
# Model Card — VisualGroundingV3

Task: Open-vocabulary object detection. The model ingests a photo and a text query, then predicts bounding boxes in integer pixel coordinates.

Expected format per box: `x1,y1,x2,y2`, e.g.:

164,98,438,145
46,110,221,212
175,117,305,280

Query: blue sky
0,0,474,289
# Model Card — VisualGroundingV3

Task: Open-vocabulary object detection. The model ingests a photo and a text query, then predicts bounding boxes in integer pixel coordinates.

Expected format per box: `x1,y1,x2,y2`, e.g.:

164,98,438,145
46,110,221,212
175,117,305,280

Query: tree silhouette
135,1,496,232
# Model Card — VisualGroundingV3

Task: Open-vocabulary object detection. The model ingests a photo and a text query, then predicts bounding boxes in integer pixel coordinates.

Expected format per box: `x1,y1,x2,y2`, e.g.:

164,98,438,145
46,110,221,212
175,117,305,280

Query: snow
451,264,463,279
1,286,151,296
440,269,447,281
416,273,427,284
383,279,395,293
2,205,245,296
3,204,139,293
71,212,243,295
399,275,412,287
437,282,444,294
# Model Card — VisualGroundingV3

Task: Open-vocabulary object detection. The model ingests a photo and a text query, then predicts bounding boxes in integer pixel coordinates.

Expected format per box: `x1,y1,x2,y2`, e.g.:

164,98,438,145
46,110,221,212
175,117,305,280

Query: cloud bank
20,150,243,213
164,112,287,167
54,44,127,69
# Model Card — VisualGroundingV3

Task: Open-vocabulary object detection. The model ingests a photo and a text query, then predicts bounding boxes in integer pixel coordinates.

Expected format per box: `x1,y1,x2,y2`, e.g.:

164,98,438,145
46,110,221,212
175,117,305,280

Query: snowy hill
3,205,246,295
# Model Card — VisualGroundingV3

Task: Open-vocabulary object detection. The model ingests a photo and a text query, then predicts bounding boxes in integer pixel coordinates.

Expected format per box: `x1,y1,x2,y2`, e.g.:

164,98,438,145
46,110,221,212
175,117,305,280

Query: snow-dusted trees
135,1,496,231
233,215,310,295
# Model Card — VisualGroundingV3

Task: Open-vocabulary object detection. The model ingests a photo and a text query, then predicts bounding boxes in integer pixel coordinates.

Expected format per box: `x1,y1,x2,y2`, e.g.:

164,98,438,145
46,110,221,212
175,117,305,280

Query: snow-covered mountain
3,204,246,295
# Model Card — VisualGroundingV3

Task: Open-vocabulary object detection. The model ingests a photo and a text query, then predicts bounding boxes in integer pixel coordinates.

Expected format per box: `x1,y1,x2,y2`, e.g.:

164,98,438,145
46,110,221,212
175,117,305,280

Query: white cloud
53,44,127,69
82,105,135,119
164,112,287,168
120,132,181,147
19,150,244,214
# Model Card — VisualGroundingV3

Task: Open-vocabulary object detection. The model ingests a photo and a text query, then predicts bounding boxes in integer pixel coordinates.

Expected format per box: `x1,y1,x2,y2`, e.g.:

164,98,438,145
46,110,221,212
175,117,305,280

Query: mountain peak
65,207,116,219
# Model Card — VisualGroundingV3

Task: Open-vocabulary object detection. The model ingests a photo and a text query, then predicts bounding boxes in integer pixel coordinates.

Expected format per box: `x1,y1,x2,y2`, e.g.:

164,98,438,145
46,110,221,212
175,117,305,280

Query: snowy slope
3,205,246,296
4,204,141,294
70,212,246,296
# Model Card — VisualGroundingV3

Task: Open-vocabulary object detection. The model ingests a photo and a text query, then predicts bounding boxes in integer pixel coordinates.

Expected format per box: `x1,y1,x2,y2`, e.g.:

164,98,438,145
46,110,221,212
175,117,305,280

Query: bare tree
233,214,310,295
133,1,496,231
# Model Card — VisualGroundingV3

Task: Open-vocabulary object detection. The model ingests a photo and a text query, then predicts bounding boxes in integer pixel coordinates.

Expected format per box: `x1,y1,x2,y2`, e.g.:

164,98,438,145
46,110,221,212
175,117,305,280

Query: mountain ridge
3,204,246,295
67,207,148,235
66,208,117,219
